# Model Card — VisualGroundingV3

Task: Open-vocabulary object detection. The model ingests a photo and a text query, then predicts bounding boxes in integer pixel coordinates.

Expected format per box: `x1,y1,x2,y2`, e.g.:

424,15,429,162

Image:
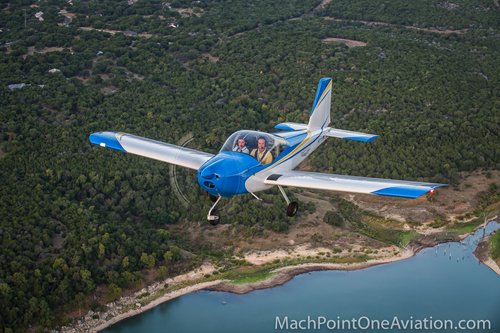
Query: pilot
251,137,273,164
233,137,250,154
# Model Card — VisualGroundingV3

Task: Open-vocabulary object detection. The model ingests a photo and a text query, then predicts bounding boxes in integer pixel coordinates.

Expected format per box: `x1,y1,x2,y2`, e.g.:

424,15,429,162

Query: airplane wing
264,171,446,199
89,131,214,170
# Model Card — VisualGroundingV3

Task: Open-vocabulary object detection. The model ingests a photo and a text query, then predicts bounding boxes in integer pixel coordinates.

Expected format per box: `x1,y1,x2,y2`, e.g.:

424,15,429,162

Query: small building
35,11,44,22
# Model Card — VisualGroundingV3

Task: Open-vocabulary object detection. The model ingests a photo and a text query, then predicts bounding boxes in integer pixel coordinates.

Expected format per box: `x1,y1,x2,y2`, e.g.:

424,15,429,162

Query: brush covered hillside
0,0,499,331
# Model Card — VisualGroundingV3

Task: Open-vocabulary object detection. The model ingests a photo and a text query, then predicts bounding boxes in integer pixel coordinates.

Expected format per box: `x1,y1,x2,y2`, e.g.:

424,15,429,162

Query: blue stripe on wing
371,186,430,199
89,132,126,152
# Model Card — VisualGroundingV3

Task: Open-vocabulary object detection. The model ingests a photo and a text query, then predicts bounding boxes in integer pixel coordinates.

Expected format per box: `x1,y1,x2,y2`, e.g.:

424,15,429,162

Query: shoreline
92,280,224,332
64,222,498,333
80,248,419,332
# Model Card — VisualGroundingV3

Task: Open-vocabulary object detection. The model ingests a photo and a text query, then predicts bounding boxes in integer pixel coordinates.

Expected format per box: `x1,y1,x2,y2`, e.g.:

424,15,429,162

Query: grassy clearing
328,198,419,246
219,255,369,284
353,216,418,246
445,217,483,235
398,231,418,247
216,265,276,284
229,270,275,284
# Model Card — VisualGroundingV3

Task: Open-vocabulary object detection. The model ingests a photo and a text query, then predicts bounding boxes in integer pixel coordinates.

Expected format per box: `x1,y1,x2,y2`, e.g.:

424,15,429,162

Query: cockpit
220,130,288,165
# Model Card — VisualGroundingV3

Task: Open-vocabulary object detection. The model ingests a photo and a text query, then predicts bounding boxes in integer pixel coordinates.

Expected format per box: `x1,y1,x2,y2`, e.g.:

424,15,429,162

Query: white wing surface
264,171,445,199
89,131,213,170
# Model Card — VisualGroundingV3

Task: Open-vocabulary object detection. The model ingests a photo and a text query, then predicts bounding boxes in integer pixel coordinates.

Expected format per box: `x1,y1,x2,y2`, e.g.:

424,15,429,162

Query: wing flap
89,131,214,170
264,171,445,199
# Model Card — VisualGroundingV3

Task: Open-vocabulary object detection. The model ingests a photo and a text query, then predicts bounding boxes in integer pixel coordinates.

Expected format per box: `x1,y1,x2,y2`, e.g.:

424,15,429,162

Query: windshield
220,130,288,165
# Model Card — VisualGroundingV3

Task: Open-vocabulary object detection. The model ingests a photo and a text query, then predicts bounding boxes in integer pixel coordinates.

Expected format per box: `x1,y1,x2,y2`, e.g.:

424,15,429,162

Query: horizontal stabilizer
275,122,308,131
264,171,445,199
89,131,214,170
326,128,378,142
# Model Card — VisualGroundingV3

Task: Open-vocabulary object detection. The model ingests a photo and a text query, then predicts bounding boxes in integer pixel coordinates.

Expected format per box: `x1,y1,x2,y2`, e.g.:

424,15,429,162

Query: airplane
89,78,445,225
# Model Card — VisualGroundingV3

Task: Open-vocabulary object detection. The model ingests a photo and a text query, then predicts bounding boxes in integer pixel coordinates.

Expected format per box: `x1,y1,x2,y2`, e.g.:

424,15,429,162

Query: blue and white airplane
90,78,445,225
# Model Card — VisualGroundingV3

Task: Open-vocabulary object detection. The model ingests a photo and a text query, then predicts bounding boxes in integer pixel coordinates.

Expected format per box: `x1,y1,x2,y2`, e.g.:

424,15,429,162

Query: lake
104,221,500,333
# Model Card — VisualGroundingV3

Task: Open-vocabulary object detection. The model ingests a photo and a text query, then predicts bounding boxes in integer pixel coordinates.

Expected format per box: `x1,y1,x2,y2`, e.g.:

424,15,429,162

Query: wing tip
89,131,126,152
372,186,431,199
344,135,379,142
372,184,446,199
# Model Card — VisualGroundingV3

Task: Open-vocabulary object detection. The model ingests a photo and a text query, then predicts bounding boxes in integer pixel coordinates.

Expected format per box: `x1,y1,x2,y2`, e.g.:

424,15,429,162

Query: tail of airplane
274,77,378,142
308,77,332,131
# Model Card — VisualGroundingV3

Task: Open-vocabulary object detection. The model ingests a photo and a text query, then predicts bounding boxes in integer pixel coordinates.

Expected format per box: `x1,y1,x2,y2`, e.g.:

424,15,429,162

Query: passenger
233,137,250,154
251,137,273,164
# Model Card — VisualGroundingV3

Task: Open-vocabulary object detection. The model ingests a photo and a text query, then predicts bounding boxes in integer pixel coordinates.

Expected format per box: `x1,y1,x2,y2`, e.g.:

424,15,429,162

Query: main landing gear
278,185,299,217
206,186,298,226
207,195,221,225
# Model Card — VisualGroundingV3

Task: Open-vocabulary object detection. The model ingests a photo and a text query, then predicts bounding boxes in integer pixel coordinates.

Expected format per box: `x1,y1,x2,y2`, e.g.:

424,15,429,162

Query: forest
0,0,499,331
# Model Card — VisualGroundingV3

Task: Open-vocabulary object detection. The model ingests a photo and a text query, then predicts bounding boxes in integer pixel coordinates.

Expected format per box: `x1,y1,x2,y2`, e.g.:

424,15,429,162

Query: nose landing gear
207,195,221,225
278,185,298,217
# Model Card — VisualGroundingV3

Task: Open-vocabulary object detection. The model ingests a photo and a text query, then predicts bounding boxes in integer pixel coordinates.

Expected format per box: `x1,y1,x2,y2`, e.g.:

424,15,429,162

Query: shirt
251,149,273,164
233,146,249,154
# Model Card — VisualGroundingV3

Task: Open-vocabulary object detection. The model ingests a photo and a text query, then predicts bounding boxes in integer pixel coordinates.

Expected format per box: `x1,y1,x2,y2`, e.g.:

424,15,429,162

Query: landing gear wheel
209,194,218,203
208,208,220,225
286,201,298,217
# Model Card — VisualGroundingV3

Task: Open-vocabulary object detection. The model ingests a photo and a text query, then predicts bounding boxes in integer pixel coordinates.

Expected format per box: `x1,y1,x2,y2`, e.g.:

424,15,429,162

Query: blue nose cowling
197,152,260,197
200,166,216,179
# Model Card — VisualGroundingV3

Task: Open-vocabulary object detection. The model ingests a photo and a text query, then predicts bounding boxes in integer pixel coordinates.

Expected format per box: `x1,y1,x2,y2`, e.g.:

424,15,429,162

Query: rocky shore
473,234,500,276
63,248,416,332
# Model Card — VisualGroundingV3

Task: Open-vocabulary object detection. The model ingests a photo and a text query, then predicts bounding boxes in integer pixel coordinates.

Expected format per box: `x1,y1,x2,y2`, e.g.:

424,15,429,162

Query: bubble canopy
220,130,288,163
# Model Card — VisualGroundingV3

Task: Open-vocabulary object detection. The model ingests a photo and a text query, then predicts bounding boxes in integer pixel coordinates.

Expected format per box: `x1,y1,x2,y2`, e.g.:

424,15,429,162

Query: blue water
105,222,500,333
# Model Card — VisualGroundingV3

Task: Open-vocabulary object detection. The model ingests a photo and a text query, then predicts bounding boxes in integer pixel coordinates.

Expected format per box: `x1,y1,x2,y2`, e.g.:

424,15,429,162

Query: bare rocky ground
322,37,367,47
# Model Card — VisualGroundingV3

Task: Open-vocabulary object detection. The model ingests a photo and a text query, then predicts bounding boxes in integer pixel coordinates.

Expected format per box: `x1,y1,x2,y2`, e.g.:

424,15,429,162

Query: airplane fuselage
197,128,327,197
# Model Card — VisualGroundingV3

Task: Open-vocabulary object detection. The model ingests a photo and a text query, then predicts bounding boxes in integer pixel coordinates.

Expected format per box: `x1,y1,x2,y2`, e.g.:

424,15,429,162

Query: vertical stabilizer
308,77,332,131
